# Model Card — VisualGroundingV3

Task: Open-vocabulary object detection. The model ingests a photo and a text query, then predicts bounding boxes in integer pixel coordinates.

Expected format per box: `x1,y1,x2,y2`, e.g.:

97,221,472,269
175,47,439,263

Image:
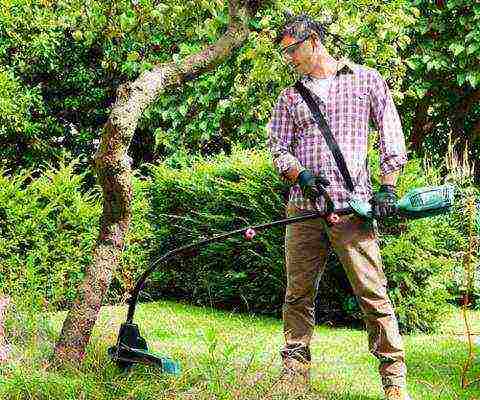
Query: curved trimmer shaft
110,207,349,374
111,184,454,373
125,207,351,324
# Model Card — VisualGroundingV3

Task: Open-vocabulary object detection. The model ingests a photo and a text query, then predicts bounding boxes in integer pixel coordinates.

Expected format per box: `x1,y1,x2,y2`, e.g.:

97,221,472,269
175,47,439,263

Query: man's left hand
370,184,398,218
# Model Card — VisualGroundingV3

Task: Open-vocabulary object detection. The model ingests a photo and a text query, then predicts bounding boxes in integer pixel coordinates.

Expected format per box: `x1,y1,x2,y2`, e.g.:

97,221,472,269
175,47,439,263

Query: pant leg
282,203,330,360
325,214,407,388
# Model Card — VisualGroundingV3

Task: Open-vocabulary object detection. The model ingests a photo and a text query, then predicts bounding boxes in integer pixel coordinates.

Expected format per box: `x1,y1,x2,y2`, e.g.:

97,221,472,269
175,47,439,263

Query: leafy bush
1,151,473,333
145,149,288,315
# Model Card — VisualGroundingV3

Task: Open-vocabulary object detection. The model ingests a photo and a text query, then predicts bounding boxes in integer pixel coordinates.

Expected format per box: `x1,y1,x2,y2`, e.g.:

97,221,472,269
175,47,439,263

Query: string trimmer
108,184,454,374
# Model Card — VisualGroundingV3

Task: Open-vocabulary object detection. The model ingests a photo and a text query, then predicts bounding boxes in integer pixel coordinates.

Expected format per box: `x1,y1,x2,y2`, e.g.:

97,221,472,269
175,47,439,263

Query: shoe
281,357,310,385
271,357,310,396
384,385,412,400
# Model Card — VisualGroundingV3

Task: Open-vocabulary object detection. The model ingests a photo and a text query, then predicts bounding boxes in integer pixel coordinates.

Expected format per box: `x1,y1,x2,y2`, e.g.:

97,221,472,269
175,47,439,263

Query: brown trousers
282,203,406,388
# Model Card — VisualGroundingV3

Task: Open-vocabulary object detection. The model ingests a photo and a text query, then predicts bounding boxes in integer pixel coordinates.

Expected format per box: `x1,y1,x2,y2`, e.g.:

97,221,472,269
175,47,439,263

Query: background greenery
1,0,478,177
0,0,479,335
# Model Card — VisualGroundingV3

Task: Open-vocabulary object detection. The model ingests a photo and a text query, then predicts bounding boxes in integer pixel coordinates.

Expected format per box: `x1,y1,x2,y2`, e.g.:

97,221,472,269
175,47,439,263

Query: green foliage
147,148,288,315
1,0,478,182
0,67,42,133
0,150,474,332
403,1,480,93
0,0,225,168
0,162,152,310
380,215,456,331
441,184,480,307
0,164,99,309
399,0,480,174
141,0,417,160
0,0,419,170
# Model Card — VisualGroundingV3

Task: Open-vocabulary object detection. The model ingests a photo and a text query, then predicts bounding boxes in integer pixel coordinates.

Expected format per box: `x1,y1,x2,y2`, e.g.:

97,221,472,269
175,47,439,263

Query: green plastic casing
349,185,455,220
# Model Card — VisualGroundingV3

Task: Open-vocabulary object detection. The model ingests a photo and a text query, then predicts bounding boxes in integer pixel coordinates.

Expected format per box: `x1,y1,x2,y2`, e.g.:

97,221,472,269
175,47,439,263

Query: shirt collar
302,57,356,82
335,57,356,75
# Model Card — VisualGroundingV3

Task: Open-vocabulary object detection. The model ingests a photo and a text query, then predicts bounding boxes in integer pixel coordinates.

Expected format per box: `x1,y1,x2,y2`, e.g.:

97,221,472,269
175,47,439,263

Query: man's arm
369,69,408,181
381,169,400,186
369,70,407,217
266,91,304,183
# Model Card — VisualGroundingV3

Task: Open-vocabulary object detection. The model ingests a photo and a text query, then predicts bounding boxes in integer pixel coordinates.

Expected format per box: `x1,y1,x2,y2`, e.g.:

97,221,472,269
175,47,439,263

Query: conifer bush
0,163,152,310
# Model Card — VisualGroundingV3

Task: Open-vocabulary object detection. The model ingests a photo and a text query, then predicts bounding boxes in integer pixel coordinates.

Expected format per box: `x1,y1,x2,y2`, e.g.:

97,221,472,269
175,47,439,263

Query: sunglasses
280,36,310,56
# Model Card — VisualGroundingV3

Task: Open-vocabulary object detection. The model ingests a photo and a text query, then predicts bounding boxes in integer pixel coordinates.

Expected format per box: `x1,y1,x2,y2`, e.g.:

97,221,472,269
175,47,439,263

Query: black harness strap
294,80,355,193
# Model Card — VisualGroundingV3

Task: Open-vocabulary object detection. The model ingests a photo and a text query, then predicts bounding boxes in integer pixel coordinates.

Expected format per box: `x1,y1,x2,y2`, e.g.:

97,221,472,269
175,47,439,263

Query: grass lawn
1,300,480,399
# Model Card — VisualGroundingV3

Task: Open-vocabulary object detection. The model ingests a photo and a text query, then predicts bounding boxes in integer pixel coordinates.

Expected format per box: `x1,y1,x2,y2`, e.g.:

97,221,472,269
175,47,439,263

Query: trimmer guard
108,323,180,375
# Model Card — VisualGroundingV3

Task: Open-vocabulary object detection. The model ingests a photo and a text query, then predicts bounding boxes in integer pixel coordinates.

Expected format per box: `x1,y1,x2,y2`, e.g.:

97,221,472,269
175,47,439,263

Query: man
266,13,411,400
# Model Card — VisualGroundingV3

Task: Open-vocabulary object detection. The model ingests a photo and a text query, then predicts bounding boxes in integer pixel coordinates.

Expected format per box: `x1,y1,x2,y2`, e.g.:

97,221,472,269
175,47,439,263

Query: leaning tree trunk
449,88,480,169
53,0,262,365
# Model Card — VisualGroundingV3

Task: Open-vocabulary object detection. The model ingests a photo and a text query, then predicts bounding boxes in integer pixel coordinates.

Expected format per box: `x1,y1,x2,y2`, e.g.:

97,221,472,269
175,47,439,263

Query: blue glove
370,184,398,218
298,170,330,203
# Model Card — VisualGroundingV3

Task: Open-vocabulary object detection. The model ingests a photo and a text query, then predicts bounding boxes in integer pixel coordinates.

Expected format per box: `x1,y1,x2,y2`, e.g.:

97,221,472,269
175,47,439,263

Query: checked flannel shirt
267,58,408,212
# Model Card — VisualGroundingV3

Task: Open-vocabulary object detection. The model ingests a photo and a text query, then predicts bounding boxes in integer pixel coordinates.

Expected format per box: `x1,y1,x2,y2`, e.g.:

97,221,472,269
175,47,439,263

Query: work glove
370,184,398,218
297,170,330,203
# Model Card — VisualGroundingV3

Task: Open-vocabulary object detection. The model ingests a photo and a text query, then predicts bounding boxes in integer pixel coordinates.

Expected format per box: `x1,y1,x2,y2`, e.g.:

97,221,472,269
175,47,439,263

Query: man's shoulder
352,63,384,82
345,61,380,80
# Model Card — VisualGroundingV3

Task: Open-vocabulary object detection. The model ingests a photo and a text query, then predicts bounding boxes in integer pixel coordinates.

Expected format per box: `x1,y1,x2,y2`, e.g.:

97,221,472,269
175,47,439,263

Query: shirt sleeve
369,69,408,176
266,91,304,181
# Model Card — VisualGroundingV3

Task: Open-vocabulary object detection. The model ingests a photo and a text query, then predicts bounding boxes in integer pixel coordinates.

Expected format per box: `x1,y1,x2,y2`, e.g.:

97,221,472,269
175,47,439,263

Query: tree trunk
53,0,261,365
409,97,432,153
449,89,480,167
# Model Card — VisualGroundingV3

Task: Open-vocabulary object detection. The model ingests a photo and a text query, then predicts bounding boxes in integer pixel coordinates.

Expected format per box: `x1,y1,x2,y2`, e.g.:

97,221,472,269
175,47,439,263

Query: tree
400,0,480,181
0,0,416,170
52,0,265,365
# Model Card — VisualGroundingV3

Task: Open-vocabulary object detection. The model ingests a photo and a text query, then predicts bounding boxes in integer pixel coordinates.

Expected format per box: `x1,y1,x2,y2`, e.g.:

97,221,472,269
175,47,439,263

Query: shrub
0,164,99,310
0,150,472,333
0,162,152,310
146,149,288,315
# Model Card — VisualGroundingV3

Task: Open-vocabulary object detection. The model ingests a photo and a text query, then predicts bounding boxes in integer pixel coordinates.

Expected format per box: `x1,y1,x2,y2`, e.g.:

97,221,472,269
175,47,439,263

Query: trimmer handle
311,190,341,225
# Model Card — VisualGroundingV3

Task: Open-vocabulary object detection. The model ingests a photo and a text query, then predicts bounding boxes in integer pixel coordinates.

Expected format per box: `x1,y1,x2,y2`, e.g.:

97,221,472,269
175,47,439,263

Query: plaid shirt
267,58,407,212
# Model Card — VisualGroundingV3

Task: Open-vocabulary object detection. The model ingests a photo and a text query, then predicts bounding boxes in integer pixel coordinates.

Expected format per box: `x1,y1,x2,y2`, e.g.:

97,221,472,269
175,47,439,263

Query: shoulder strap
294,80,355,193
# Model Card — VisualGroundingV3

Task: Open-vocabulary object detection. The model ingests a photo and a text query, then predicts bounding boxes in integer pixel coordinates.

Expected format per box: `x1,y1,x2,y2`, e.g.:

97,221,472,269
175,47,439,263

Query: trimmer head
108,323,180,374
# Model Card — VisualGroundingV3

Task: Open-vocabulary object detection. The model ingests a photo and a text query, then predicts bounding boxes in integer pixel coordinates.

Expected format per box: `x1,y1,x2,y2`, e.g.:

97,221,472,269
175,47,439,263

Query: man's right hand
297,170,330,203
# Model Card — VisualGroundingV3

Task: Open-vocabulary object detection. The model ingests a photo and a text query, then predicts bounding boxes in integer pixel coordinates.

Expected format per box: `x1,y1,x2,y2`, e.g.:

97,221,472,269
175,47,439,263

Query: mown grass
1,301,479,400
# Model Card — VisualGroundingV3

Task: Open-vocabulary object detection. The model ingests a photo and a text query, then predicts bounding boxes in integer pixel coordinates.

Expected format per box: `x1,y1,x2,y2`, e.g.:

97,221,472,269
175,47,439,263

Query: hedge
145,149,466,332
0,150,474,332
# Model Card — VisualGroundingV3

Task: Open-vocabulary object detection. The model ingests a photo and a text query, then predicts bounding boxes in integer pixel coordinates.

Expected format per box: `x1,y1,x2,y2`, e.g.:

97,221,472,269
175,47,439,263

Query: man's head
276,13,328,75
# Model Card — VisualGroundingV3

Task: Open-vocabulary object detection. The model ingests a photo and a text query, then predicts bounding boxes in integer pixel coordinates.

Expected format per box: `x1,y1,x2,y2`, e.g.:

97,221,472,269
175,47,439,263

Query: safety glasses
280,36,309,56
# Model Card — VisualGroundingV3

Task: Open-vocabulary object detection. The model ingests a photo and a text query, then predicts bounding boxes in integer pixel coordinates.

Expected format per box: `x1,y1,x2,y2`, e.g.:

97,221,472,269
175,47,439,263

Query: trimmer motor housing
396,185,454,219
349,185,454,220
